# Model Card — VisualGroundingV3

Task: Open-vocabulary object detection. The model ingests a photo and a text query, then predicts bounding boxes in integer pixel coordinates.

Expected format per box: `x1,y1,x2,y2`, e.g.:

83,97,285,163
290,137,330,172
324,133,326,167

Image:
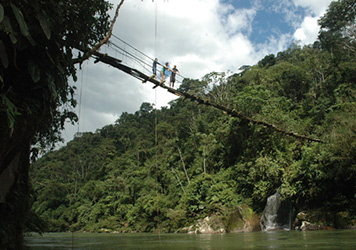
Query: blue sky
60,0,334,146
220,0,305,44
218,0,327,45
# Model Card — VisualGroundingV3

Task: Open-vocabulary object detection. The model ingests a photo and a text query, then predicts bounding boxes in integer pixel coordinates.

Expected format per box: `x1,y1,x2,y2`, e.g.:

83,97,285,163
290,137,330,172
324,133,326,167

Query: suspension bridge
78,35,323,143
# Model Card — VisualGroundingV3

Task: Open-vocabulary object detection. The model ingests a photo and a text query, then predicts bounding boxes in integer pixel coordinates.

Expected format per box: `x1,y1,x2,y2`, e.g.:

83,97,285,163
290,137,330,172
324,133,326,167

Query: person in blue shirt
160,62,169,83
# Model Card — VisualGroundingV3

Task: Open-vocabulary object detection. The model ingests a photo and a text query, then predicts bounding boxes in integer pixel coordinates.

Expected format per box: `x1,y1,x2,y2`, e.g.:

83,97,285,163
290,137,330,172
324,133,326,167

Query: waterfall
260,190,292,231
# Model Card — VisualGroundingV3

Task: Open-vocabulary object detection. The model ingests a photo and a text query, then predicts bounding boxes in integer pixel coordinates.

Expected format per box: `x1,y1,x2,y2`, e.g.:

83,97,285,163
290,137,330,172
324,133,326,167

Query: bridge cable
109,35,186,83
154,0,161,238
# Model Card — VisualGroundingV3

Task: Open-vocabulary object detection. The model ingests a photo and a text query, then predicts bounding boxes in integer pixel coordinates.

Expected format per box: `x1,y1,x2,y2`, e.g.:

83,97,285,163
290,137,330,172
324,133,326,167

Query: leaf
2,16,17,44
9,33,17,44
0,4,4,23
10,4,36,45
28,60,41,83
48,81,58,99
0,40,9,68
10,3,29,37
1,94,21,129
26,34,36,46
36,11,51,40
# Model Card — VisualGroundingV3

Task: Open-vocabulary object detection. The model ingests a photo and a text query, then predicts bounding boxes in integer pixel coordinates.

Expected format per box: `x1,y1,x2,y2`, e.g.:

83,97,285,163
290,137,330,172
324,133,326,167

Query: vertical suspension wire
77,65,85,133
155,0,158,57
82,61,89,132
155,85,160,235
154,0,161,238
155,0,159,232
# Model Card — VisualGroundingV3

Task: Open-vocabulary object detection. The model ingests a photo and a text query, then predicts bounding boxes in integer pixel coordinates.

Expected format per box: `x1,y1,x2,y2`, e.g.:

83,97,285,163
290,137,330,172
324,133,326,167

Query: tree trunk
0,110,36,249
177,147,190,184
0,141,32,249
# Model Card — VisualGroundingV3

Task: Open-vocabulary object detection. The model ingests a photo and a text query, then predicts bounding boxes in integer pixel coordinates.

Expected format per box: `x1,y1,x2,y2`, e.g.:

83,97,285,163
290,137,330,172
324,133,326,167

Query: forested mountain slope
30,41,356,232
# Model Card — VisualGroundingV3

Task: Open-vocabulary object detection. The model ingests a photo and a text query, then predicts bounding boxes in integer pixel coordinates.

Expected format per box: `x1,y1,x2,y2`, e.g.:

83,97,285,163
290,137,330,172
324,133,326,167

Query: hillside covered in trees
3,0,354,248
31,30,356,231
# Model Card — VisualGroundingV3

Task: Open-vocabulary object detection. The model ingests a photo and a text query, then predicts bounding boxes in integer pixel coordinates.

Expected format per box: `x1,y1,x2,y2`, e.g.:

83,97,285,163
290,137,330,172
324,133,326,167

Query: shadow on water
25,230,356,250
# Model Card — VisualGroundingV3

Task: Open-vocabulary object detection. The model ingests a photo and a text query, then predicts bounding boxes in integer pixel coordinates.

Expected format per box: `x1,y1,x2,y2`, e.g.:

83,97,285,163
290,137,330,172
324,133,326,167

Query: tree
0,0,113,248
319,0,356,56
30,39,356,233
258,54,276,68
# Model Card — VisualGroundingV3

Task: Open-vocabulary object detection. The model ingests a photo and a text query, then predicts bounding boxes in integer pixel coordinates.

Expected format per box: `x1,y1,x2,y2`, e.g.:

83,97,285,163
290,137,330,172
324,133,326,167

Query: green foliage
0,0,112,248
0,0,112,151
319,0,356,57
258,54,276,68
0,94,21,129
29,1,356,233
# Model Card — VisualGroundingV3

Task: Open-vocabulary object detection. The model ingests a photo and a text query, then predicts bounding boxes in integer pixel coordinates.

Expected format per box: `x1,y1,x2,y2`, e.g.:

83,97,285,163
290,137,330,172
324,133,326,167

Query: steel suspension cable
154,0,161,238
112,34,155,62
108,42,152,71
110,35,186,83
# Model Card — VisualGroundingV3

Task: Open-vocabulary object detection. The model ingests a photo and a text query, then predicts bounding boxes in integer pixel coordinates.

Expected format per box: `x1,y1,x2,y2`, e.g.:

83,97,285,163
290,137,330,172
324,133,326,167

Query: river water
25,230,356,249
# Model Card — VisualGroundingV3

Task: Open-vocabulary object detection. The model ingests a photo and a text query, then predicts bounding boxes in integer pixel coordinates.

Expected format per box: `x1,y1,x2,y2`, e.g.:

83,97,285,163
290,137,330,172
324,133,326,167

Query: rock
181,204,260,234
223,204,261,233
99,228,111,233
180,226,189,233
296,211,307,221
182,216,226,234
294,211,338,230
319,225,335,230
300,221,319,231
229,206,261,233
196,216,226,234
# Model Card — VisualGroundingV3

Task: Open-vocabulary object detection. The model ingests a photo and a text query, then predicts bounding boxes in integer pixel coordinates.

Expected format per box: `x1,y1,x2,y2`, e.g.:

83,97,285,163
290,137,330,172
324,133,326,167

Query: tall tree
0,0,113,248
319,0,356,56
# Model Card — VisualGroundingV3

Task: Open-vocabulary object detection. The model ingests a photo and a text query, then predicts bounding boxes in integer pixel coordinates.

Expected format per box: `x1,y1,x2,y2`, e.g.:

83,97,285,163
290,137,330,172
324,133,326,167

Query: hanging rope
155,0,158,57
77,65,85,133
154,0,161,237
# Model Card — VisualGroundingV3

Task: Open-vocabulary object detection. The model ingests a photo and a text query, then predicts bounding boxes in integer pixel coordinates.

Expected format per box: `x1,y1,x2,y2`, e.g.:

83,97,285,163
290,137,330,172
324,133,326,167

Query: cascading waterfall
260,190,292,231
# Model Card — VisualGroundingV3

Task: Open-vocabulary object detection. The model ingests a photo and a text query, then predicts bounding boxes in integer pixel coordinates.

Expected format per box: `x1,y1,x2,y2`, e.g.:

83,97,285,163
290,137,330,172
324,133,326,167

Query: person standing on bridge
170,65,180,88
152,58,159,80
160,62,169,83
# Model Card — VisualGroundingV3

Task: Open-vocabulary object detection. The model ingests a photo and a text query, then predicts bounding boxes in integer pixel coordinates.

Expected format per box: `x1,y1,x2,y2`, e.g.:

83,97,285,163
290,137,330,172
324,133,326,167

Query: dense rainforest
30,36,356,232
1,0,356,247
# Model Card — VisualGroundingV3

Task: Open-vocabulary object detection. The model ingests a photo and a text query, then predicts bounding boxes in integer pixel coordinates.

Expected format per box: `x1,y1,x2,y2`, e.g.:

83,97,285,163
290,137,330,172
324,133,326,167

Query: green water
25,230,356,249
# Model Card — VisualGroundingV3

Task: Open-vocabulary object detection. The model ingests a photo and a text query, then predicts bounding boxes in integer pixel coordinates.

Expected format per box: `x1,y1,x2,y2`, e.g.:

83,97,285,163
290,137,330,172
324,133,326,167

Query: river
25,230,356,249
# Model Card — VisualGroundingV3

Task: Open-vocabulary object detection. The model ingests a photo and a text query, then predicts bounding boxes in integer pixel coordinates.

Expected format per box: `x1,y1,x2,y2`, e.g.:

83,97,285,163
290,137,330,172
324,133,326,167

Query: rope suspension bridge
79,35,323,143
106,34,185,85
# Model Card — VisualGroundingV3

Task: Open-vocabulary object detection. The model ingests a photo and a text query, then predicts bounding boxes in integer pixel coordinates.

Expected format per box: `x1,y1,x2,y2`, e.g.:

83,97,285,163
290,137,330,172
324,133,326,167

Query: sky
60,0,334,146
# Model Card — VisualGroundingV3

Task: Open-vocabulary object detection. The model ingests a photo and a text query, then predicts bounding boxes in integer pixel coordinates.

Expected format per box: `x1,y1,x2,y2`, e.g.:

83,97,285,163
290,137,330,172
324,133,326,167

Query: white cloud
219,6,257,36
293,16,320,45
291,0,334,45
113,0,266,78
257,33,293,57
292,0,333,16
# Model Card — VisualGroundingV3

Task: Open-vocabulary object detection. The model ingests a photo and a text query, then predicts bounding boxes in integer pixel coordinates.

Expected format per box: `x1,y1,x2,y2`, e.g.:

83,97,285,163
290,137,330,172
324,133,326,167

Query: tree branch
72,0,125,65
